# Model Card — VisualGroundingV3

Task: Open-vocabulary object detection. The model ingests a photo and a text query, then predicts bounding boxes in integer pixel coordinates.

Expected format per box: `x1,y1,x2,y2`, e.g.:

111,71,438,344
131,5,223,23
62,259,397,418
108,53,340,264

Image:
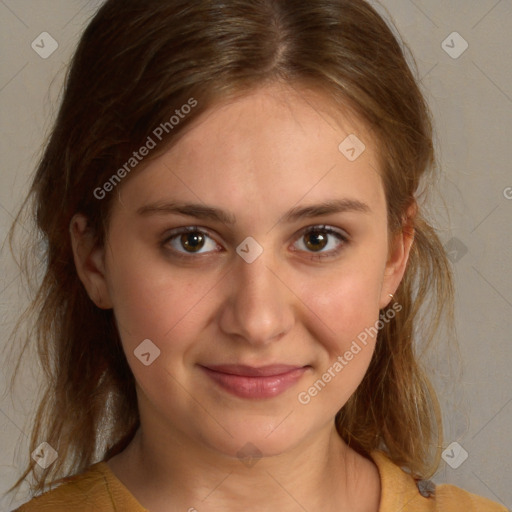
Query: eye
293,225,348,256
164,227,220,254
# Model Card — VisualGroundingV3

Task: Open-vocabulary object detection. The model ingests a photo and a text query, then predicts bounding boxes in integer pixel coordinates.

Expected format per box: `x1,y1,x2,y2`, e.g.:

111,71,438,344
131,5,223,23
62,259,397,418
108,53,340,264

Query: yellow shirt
14,451,508,511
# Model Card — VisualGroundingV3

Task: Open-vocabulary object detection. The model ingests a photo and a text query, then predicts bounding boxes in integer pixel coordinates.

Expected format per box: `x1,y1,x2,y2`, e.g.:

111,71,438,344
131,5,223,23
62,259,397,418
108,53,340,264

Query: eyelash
161,225,349,261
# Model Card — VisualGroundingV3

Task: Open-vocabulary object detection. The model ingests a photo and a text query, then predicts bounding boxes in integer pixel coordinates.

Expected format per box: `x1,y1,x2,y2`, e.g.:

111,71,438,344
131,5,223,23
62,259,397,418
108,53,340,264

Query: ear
379,202,416,309
70,214,113,309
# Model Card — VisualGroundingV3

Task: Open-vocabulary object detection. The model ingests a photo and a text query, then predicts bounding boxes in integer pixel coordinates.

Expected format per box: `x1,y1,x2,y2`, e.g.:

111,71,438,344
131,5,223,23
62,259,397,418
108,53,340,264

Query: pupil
305,231,327,251
181,232,204,252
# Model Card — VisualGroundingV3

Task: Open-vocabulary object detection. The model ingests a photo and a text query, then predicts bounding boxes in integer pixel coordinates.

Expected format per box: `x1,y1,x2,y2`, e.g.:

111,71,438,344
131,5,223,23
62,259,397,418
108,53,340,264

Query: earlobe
70,214,113,309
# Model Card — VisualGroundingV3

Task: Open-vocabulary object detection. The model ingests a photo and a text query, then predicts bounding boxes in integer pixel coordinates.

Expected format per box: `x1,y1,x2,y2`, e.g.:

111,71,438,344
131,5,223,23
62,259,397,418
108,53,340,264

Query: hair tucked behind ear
7,0,454,496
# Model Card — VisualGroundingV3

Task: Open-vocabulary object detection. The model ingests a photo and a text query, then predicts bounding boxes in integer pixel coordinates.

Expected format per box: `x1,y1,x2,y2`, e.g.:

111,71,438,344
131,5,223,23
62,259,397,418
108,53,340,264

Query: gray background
0,0,511,510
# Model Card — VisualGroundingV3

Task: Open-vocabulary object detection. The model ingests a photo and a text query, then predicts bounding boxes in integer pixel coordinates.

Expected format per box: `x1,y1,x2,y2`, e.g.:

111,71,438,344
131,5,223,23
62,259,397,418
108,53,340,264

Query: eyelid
300,224,349,238
162,225,212,240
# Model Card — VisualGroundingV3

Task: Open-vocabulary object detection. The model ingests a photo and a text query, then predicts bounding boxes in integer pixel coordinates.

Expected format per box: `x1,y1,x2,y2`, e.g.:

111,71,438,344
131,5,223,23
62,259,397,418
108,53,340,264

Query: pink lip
200,364,309,399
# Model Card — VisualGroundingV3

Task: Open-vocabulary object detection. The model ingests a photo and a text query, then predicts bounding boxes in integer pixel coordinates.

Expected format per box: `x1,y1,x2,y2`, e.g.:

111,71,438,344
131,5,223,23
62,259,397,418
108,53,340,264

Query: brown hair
8,0,453,496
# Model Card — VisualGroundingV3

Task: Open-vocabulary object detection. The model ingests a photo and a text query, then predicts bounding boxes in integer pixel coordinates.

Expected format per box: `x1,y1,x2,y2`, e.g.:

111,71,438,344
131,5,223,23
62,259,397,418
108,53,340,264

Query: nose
218,252,295,346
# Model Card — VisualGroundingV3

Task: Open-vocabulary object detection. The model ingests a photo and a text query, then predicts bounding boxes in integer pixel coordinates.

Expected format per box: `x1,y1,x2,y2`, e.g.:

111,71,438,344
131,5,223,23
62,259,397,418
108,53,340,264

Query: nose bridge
219,248,293,345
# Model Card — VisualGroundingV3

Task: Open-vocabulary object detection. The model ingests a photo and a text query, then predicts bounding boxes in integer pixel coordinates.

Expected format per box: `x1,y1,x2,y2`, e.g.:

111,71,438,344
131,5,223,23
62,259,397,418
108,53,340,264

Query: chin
194,411,314,463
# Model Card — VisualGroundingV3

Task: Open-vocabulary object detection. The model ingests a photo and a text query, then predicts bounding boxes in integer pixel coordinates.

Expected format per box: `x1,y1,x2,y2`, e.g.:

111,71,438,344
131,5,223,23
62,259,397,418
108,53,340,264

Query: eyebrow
137,198,371,225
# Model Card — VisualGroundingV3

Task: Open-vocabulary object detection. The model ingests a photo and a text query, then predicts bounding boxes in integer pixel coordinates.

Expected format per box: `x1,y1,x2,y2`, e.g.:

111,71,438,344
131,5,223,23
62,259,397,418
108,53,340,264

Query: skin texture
71,83,414,512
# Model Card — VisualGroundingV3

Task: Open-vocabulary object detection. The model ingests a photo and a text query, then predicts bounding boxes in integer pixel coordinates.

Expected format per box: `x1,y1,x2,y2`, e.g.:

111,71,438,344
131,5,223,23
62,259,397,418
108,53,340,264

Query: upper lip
201,364,308,377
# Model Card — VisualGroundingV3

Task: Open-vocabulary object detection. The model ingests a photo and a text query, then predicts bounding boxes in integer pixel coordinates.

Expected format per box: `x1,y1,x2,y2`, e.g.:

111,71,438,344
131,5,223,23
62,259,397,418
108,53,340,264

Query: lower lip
201,367,308,399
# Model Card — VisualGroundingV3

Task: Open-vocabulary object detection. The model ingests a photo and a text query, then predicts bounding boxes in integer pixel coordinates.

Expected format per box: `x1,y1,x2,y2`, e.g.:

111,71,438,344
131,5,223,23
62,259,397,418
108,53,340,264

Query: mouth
199,364,310,399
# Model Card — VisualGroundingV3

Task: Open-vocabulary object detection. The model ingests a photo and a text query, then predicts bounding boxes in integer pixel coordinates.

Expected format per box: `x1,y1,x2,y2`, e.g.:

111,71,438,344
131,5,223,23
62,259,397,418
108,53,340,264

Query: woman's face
77,84,410,460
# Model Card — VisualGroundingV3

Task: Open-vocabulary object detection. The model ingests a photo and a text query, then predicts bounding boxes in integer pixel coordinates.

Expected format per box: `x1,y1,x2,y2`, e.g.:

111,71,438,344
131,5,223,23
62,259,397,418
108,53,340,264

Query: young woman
8,0,507,511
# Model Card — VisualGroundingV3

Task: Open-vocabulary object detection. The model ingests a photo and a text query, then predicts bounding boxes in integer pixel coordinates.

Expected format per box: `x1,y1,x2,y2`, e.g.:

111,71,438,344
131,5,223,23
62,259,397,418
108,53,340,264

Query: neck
107,420,380,512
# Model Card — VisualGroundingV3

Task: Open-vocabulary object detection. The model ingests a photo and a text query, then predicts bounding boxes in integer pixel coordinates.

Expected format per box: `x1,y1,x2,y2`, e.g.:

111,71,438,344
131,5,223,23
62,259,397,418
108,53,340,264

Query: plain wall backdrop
0,0,511,510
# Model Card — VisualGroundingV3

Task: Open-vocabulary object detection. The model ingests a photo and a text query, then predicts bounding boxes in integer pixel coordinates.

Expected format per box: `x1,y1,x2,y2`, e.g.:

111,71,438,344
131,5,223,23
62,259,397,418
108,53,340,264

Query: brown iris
304,230,328,252
180,231,205,252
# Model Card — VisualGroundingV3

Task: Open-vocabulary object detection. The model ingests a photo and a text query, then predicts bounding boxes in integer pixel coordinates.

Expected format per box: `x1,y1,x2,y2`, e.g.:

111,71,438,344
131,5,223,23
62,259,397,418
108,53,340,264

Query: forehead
115,84,386,221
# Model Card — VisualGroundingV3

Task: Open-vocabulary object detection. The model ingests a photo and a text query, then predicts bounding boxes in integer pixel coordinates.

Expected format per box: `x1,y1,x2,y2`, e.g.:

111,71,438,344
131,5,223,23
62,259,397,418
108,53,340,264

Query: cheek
104,247,220,360
293,250,389,410
304,253,388,353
